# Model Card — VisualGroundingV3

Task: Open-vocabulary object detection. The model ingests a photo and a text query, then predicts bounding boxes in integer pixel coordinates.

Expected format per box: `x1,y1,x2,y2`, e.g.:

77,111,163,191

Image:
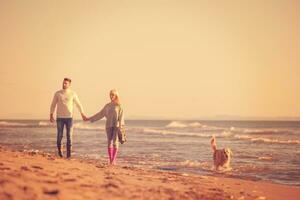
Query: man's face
62,80,70,89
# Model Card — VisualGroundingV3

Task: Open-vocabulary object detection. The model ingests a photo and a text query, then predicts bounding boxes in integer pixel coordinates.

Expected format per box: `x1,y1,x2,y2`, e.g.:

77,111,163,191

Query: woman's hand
81,113,89,121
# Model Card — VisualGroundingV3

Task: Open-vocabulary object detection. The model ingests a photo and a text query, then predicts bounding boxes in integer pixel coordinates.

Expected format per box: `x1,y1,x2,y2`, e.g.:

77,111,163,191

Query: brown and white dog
210,136,232,170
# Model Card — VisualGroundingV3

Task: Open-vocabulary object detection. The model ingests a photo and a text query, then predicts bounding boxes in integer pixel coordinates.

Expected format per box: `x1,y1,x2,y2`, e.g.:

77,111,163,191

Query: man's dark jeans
56,118,73,157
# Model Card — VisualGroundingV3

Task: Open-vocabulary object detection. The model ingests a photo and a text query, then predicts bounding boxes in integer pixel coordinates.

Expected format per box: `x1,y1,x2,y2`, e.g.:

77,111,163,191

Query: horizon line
1,116,300,121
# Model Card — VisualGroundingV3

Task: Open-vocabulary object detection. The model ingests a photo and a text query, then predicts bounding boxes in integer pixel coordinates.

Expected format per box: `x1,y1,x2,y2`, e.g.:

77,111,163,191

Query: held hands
81,113,89,121
50,113,89,122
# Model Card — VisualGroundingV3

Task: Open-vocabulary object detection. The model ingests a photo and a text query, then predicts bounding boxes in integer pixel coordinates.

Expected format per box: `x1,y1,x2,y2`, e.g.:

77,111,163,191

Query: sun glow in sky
0,0,299,119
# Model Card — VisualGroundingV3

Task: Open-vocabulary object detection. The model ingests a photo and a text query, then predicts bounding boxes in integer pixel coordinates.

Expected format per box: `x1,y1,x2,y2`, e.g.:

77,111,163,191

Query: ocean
0,119,299,186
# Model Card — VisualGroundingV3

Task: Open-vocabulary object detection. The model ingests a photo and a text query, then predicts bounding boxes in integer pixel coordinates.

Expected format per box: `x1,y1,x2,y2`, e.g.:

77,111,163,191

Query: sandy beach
0,146,299,200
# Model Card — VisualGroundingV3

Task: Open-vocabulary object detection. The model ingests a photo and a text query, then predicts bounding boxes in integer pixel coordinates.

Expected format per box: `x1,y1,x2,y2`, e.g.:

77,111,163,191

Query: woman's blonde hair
110,89,121,105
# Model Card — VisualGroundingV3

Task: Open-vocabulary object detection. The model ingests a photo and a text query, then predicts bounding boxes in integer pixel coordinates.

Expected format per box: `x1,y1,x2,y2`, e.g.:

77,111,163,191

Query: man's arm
50,93,58,123
73,93,87,120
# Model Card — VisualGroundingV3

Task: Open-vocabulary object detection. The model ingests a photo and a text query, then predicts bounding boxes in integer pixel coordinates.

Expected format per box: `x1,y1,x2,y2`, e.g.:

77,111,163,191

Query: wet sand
0,145,299,200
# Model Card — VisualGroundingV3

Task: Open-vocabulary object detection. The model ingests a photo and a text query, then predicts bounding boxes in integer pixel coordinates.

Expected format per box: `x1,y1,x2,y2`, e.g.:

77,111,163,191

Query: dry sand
0,145,299,200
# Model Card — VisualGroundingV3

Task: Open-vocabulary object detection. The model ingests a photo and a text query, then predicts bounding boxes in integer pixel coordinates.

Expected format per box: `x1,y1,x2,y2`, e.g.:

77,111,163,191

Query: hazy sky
0,0,299,119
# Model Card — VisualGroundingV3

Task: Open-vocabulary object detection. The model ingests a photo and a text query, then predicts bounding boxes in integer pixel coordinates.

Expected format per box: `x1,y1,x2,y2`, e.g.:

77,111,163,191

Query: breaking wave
0,121,29,127
141,128,233,138
234,134,300,145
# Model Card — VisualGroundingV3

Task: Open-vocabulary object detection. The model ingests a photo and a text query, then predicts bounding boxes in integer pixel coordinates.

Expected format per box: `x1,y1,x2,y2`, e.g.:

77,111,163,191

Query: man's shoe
66,146,71,158
57,146,63,158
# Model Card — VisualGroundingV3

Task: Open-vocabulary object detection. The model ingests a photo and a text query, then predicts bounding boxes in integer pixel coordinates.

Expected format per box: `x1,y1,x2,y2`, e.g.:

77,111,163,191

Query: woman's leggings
106,127,119,148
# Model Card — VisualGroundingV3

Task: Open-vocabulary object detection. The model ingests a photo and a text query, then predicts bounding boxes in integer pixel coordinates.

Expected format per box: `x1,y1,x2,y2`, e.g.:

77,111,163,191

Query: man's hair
63,78,72,83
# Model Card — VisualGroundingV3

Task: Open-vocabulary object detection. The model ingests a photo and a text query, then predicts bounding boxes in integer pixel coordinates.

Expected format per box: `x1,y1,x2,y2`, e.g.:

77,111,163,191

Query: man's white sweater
50,89,84,118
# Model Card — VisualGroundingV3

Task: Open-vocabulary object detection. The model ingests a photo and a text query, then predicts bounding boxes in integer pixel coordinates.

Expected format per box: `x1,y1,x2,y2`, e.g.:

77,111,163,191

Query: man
50,78,87,158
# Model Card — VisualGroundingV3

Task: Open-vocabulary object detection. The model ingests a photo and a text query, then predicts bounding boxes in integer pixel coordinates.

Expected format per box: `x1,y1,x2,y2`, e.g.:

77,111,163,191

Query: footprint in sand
81,173,92,177
43,188,60,195
43,180,59,184
8,171,22,177
31,165,43,170
63,178,77,182
105,176,125,185
208,187,225,197
3,192,13,199
122,166,134,169
36,171,49,176
20,166,30,171
80,184,94,188
103,182,119,189
209,188,224,192
105,176,113,180
0,180,8,185
20,185,32,192
0,167,11,171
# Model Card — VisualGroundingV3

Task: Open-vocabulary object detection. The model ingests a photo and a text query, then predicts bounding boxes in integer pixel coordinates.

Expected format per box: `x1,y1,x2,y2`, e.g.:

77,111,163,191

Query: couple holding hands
50,78,125,165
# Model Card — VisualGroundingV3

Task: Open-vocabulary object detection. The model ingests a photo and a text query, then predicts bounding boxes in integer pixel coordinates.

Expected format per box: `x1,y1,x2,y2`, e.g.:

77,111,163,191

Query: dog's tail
210,136,217,152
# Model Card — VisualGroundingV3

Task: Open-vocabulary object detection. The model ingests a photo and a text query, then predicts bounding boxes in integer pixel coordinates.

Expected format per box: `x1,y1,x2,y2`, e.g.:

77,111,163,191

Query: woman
86,89,125,165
